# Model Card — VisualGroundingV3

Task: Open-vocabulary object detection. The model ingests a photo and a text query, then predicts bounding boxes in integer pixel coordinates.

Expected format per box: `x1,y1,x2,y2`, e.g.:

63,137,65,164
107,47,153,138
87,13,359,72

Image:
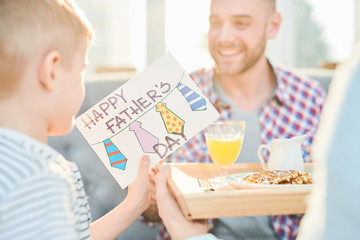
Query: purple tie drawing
104,138,127,170
176,82,207,111
129,121,159,153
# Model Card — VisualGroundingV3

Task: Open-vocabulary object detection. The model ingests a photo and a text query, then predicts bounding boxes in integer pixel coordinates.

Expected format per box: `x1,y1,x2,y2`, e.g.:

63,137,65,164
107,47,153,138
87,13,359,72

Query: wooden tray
168,163,313,220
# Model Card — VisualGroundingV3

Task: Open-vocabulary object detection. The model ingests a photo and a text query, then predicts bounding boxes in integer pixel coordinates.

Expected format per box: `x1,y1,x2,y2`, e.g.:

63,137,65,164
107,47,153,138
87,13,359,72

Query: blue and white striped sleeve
0,173,79,240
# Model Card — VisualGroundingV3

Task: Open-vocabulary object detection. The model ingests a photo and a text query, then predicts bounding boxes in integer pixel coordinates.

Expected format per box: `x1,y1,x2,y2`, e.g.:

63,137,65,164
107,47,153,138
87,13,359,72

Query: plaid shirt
166,64,326,240
141,63,326,240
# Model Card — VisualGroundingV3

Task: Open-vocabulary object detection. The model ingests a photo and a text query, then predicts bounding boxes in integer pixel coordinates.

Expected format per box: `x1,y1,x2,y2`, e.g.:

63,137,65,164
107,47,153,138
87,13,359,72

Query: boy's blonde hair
0,0,94,98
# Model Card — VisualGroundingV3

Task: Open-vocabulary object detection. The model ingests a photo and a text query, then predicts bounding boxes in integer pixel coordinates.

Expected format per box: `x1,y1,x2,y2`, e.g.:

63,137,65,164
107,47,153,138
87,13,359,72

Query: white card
75,53,220,188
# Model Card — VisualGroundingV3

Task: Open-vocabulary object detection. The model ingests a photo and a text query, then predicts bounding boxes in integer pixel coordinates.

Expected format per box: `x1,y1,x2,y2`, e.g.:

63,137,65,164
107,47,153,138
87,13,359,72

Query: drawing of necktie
129,121,159,153
156,102,187,140
176,82,207,111
103,138,127,170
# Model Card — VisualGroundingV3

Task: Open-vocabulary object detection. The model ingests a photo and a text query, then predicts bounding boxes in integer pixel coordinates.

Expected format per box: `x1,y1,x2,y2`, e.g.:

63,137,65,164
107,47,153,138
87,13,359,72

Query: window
76,0,146,77
165,0,212,72
77,0,358,78
164,0,357,70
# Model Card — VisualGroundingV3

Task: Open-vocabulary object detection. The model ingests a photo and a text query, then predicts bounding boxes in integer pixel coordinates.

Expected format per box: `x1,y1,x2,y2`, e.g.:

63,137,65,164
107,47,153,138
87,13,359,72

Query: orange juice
206,138,244,166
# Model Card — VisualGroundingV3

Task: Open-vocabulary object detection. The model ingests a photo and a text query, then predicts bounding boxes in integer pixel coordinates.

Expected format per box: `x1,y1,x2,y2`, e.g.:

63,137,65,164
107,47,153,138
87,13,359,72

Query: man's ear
38,50,61,91
267,12,282,40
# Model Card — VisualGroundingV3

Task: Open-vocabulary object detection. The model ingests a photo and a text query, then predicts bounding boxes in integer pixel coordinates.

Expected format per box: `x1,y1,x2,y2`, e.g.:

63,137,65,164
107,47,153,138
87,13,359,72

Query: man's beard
212,32,267,76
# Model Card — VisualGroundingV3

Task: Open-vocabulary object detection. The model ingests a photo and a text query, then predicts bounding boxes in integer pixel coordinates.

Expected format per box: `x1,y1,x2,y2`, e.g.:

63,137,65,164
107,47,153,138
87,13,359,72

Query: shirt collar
202,59,295,110
198,67,220,105
272,63,294,107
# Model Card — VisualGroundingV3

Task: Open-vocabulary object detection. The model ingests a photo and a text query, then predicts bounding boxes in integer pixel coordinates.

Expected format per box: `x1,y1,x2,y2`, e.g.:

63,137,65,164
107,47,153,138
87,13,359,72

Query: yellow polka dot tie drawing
156,102,187,140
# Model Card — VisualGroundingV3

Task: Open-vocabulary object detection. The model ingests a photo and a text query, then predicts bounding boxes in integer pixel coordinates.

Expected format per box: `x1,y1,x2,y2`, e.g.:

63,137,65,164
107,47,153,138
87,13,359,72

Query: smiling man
164,0,326,239
124,0,326,240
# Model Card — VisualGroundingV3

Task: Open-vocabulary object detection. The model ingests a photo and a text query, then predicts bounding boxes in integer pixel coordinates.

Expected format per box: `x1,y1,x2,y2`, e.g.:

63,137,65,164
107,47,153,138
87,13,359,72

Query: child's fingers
138,155,150,178
151,160,165,175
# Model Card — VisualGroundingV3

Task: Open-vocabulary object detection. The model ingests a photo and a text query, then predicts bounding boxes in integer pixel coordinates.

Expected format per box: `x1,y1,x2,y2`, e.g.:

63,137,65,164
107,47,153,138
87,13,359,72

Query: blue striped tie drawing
103,138,127,170
176,83,207,111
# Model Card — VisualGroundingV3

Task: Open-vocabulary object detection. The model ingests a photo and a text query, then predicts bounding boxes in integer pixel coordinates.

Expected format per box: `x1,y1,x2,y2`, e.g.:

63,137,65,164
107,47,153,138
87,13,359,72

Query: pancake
241,169,313,185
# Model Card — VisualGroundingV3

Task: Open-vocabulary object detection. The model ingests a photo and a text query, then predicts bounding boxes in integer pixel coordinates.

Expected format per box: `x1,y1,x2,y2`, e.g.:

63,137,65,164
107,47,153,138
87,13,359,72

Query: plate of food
225,169,314,189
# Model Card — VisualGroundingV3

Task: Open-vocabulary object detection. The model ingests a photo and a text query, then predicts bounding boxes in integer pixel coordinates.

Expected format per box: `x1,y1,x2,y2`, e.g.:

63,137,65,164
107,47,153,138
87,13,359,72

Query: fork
197,178,215,191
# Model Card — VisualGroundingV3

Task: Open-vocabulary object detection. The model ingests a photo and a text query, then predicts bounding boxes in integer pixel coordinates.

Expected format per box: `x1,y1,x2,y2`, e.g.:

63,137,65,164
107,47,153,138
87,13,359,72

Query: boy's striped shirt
0,128,91,240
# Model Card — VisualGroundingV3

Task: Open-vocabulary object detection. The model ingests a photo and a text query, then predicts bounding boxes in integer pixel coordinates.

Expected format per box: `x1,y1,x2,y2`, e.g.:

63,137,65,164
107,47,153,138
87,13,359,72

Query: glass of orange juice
205,121,246,184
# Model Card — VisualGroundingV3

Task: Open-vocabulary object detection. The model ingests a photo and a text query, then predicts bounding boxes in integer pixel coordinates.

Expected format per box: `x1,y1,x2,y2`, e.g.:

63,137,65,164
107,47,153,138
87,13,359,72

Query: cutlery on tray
197,178,215,191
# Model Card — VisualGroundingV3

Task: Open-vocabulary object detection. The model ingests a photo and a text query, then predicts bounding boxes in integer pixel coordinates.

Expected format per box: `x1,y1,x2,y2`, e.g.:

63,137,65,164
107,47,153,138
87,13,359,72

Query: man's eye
235,21,249,28
210,21,221,28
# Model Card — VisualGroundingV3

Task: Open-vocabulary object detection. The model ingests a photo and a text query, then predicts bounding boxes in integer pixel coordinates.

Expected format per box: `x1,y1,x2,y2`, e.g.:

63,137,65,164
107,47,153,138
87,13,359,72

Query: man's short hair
0,0,94,98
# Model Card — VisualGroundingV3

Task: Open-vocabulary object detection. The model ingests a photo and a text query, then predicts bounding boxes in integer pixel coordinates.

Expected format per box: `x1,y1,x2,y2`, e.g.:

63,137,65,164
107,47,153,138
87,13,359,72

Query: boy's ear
39,50,61,91
267,12,282,40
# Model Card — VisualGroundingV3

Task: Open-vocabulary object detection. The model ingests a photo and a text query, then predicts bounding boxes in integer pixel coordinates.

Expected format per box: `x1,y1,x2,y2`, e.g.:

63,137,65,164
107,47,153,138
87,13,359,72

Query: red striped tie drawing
104,138,127,170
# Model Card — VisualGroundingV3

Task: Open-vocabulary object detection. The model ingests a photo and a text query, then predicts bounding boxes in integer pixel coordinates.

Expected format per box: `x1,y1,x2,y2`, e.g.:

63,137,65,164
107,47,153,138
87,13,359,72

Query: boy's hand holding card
75,53,220,188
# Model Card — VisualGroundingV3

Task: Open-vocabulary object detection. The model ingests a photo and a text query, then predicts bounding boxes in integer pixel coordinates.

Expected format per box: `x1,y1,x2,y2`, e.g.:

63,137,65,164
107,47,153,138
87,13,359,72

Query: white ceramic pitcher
257,134,307,171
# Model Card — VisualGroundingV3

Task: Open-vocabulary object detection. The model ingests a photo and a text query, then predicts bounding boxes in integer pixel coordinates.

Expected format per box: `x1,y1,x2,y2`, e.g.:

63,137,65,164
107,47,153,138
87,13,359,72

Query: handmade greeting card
75,53,220,188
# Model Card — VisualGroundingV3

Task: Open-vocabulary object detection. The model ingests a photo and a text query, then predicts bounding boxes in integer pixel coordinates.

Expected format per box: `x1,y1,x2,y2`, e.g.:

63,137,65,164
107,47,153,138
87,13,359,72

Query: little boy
0,0,150,239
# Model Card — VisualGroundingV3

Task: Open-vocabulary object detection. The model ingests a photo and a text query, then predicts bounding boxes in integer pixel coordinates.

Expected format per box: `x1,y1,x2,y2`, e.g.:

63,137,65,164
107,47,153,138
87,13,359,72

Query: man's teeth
220,50,239,56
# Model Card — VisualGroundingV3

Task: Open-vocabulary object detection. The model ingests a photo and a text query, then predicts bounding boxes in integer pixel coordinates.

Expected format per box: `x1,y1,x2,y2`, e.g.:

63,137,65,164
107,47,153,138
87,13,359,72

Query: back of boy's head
0,0,94,99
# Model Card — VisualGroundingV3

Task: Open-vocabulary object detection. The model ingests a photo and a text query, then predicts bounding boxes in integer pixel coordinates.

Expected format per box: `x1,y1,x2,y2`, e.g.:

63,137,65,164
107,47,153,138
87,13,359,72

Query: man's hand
155,165,208,240
142,163,162,221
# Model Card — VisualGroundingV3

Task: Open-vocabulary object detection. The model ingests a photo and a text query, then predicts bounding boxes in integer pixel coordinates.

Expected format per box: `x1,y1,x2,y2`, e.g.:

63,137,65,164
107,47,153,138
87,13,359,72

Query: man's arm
142,168,162,222
155,165,210,239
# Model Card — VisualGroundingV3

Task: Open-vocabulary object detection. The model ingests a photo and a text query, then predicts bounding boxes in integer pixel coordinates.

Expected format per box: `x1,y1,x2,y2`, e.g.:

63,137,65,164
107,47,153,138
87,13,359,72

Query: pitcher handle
257,144,271,170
